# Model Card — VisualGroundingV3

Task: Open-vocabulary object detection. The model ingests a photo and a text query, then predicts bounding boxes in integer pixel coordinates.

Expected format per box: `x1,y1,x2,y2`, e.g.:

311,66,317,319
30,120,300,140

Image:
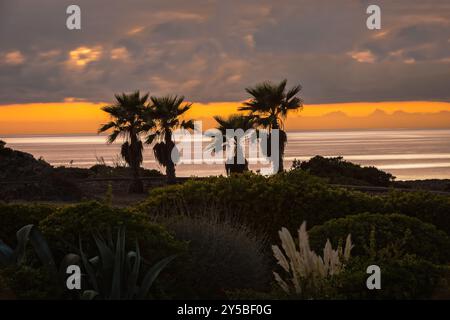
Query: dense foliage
292,156,395,186
0,203,55,245
308,213,450,264
1,168,450,299
334,255,444,299
139,170,450,238
39,201,184,263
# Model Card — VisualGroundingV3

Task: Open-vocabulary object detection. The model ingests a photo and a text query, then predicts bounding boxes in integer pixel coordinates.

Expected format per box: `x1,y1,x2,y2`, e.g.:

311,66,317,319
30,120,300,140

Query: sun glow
0,101,450,135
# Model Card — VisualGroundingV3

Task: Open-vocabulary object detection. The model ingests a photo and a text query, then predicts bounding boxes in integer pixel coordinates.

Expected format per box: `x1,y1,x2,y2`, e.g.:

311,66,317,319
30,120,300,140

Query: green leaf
93,232,114,277
14,224,34,265
0,240,14,266
27,226,58,275
126,241,141,299
13,225,57,275
81,290,99,300
110,227,125,299
79,239,99,293
137,255,176,299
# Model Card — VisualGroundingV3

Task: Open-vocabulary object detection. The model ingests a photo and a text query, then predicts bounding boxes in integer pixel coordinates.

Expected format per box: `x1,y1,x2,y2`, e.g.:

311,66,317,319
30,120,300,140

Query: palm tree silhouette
98,91,152,193
239,79,303,173
211,114,255,175
144,95,194,184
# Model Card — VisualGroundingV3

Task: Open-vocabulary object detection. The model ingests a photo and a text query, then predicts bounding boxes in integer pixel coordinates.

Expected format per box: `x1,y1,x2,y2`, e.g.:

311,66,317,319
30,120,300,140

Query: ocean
2,129,450,181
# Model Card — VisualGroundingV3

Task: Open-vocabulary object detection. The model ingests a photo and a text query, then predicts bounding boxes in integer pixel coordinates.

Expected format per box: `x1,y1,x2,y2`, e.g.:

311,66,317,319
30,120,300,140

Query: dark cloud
0,0,449,104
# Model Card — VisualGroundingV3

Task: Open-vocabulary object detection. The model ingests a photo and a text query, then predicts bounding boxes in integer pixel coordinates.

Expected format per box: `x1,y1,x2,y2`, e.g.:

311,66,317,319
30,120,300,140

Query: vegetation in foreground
1,168,450,300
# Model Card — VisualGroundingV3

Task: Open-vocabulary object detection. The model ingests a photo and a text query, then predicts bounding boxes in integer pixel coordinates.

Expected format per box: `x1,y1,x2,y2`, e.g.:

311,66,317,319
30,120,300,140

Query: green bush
381,191,450,236
140,171,450,240
139,171,378,240
0,273,15,299
0,203,55,245
292,156,395,186
0,266,60,300
39,201,185,264
308,213,450,264
334,255,443,299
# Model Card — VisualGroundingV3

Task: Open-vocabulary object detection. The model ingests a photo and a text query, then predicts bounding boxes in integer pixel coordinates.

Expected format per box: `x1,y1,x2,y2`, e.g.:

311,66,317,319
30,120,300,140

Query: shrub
158,213,271,299
0,273,16,299
139,171,378,240
0,203,55,245
141,173,450,240
308,213,450,264
382,190,450,235
0,266,60,299
292,156,395,186
334,255,443,299
39,201,184,264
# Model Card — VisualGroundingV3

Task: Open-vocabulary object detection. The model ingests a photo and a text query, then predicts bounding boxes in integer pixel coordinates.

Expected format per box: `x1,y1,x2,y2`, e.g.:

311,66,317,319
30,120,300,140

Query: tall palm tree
239,79,303,173
211,114,255,175
98,91,153,193
144,95,194,184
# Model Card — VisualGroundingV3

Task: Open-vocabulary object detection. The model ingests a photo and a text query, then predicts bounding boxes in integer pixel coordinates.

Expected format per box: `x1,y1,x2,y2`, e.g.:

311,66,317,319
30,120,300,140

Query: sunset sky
0,1,449,134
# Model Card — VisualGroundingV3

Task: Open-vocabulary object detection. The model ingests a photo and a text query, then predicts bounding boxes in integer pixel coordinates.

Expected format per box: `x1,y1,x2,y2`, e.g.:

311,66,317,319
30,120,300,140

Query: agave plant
0,225,79,291
0,225,66,273
79,227,176,300
272,222,353,297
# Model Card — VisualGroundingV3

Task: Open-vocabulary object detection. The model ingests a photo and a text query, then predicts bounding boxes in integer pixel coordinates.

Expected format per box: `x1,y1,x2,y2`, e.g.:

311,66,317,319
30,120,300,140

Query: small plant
0,225,58,272
0,224,79,296
79,227,176,300
272,222,353,298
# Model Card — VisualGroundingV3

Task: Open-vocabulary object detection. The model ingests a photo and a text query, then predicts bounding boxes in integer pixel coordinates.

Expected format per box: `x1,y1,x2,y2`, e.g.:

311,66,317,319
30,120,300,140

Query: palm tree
239,79,303,173
211,114,255,175
98,91,152,193
144,95,194,184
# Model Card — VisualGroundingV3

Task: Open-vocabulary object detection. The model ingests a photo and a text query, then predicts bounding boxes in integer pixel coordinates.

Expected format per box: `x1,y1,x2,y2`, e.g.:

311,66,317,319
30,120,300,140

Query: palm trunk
165,131,176,184
129,162,143,193
128,133,144,193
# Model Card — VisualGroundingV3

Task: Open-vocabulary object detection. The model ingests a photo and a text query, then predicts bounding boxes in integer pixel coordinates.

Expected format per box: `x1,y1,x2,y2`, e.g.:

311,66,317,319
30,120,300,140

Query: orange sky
1,101,450,135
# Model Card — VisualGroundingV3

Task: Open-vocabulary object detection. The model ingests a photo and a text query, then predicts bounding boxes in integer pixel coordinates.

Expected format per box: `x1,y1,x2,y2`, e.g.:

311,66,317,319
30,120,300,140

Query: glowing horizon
1,100,450,135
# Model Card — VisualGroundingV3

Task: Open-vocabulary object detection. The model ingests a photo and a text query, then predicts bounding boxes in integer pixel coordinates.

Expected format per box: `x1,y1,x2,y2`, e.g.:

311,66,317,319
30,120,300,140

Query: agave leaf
110,228,125,299
137,255,176,300
14,225,34,265
81,290,99,300
126,241,141,299
14,225,57,275
93,232,114,276
106,228,114,249
27,226,58,275
0,240,14,266
89,256,100,265
79,239,99,293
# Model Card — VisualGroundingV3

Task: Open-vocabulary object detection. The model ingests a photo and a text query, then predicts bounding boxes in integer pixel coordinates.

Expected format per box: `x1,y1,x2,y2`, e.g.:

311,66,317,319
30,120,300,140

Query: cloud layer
0,0,449,104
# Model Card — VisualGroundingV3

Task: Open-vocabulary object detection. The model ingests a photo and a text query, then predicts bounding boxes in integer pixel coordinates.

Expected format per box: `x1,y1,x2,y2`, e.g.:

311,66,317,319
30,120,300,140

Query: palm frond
98,121,117,134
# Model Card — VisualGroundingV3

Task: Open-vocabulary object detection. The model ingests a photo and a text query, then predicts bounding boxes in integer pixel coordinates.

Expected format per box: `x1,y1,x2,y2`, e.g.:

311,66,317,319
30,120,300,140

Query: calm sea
2,129,450,181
